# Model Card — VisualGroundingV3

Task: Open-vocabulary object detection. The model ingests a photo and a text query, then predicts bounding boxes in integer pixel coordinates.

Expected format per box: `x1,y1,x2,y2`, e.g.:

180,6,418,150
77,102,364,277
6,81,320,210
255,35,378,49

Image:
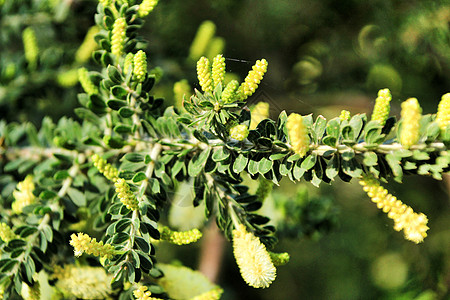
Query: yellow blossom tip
436,93,450,132
371,88,392,125
197,56,213,92
115,178,139,211
91,154,119,181
250,102,270,130
12,175,36,214
111,17,127,57
78,67,98,95
238,59,268,100
229,124,249,141
222,80,239,103
160,226,202,245
400,97,422,148
269,252,290,266
339,109,351,122
69,232,115,258
232,224,276,288
138,0,159,18
286,113,310,157
212,54,226,88
133,50,148,82
0,223,19,243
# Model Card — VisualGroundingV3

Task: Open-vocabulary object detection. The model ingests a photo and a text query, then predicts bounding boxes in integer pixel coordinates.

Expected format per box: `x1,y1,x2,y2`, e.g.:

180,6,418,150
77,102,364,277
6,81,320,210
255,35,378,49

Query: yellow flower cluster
160,226,202,245
138,0,159,18
269,252,290,266
52,265,112,299
221,80,239,103
192,287,224,300
197,56,213,92
229,124,249,141
359,175,429,244
91,154,119,181
75,26,100,64
133,285,163,300
124,53,134,75
12,175,36,214
21,282,40,300
22,27,39,70
78,67,98,95
133,50,148,82
250,102,269,130
174,79,192,109
286,113,310,158
57,69,79,88
339,109,351,122
69,232,116,258
0,223,18,243
189,20,216,61
400,98,422,148
157,264,222,299
371,88,392,125
115,178,139,211
212,54,226,88
255,178,273,202
232,224,276,288
436,93,450,132
111,17,127,57
237,59,268,100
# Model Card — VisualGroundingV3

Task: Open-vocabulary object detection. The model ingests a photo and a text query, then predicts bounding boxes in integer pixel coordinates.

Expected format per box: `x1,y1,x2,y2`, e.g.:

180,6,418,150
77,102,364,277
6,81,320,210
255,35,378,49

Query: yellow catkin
191,287,224,300
78,67,98,95
22,27,39,70
115,178,139,211
173,79,192,109
111,17,127,57
221,80,239,103
57,69,79,87
232,224,276,288
371,88,392,125
160,226,202,245
269,252,290,266
250,102,269,130
91,154,119,181
400,98,422,148
286,113,310,157
211,54,226,88
237,59,268,100
133,50,147,82
0,223,19,243
123,53,134,75
197,56,213,92
75,26,100,64
12,175,36,214
21,282,40,300
339,109,351,122
359,175,428,244
138,0,158,18
205,37,225,61
133,285,163,300
229,124,249,141
436,93,450,132
69,232,115,258
52,265,113,299
189,21,216,61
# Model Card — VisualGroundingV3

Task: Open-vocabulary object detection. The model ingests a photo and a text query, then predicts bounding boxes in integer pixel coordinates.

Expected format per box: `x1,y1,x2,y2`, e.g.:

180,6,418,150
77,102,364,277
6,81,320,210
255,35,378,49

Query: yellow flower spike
12,175,36,214
21,282,40,300
75,26,100,64
115,178,139,211
237,59,268,100
371,88,392,125
192,287,224,300
69,232,116,258
197,56,213,92
157,264,222,299
269,252,290,266
22,27,39,70
189,21,216,61
0,223,19,243
255,178,273,202
133,50,147,82
211,54,226,88
229,124,249,141
339,109,351,122
221,80,239,103
52,265,113,299
174,79,192,109
232,224,276,288
286,113,310,158
78,67,98,95
133,285,163,300
436,93,450,132
250,102,270,130
160,226,202,245
111,17,127,57
57,69,79,88
359,175,428,244
400,97,422,148
123,52,134,75
138,0,158,18
91,154,119,181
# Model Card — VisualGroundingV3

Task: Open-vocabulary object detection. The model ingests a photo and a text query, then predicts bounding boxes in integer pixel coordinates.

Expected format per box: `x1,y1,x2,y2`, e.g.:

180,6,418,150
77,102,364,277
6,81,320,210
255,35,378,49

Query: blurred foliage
0,0,449,299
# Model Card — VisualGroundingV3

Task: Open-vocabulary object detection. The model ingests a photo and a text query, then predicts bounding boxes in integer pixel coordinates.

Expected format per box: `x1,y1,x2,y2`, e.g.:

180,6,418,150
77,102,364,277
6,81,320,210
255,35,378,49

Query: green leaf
326,118,340,139
233,154,248,173
258,157,273,174
188,148,211,176
67,188,86,207
111,86,128,99
322,136,336,147
326,156,339,180
313,115,327,143
119,107,134,118
124,153,144,163
107,65,122,84
74,108,101,124
301,154,317,170
212,147,230,162
39,190,58,200
114,124,133,134
363,152,378,166
107,99,128,110
132,172,147,183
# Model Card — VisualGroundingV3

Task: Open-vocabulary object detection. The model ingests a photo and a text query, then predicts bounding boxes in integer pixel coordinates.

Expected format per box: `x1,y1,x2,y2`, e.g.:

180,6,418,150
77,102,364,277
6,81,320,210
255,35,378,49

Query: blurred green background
1,0,449,299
